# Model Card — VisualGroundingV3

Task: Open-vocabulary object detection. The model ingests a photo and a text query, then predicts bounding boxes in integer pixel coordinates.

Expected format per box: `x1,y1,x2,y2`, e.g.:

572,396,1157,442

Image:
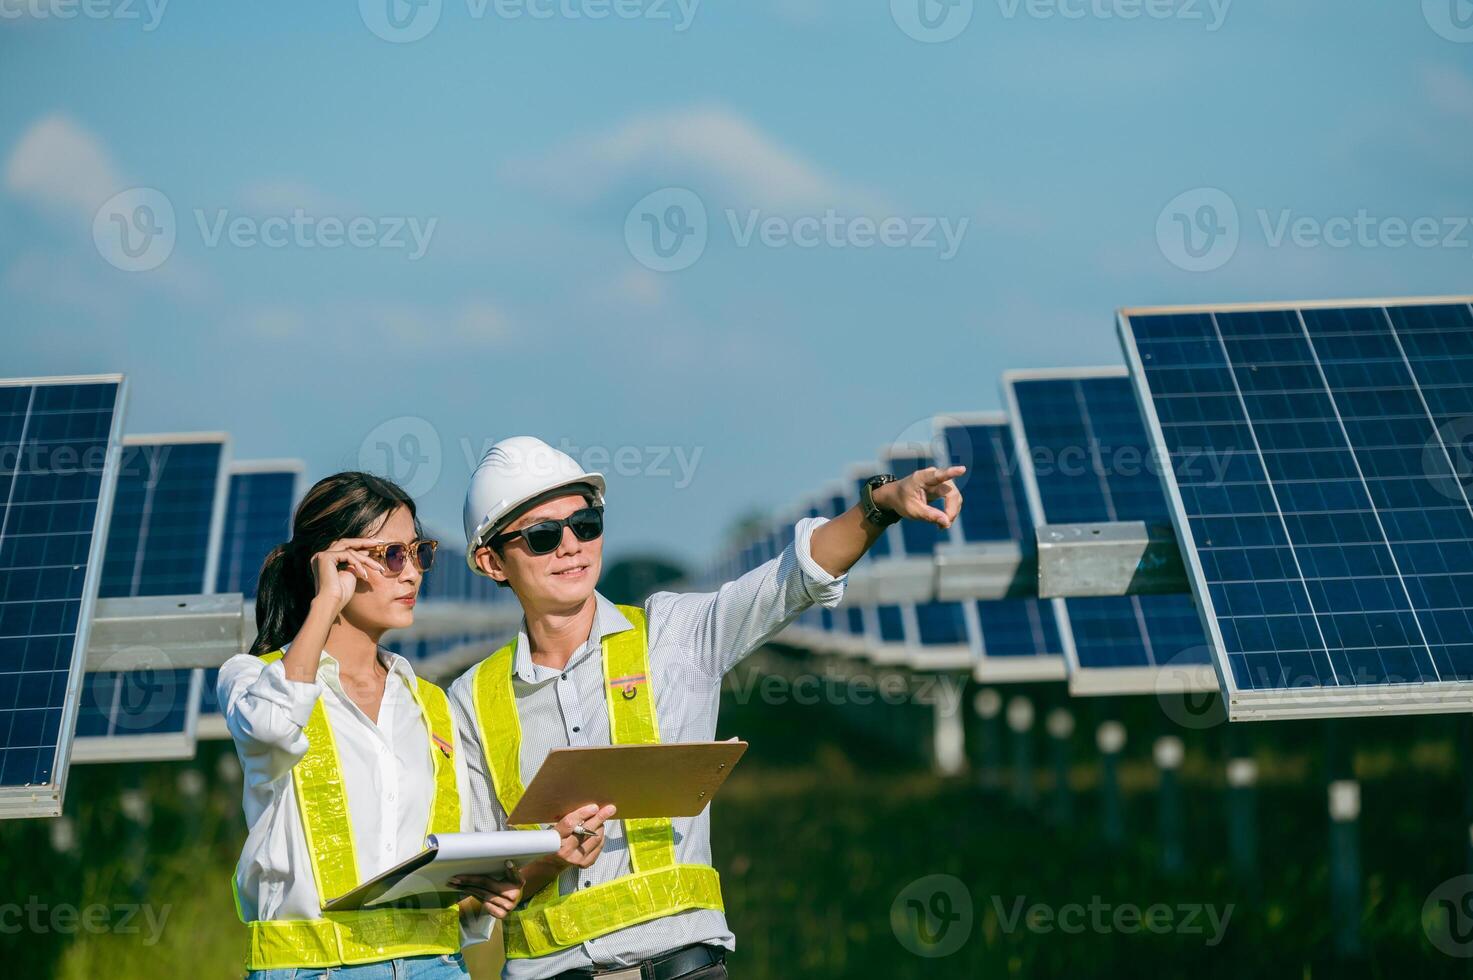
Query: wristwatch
860,474,901,528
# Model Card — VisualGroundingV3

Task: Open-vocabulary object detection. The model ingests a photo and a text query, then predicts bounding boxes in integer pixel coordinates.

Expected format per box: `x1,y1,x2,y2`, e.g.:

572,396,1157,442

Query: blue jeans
247,952,469,979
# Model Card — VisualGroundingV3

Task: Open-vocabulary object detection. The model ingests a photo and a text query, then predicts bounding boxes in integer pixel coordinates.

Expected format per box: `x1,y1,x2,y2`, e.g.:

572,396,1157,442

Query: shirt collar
512,591,634,684
288,642,417,691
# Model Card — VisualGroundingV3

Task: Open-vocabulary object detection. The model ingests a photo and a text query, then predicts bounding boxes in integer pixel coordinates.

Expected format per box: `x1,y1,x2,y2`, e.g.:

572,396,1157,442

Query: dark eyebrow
509,511,561,531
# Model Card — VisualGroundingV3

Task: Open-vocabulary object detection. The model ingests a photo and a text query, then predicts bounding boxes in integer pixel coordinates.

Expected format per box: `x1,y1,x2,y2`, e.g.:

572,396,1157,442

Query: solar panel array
1120,297,1473,719
0,376,127,817
1006,370,1215,694
197,461,302,738
72,435,228,761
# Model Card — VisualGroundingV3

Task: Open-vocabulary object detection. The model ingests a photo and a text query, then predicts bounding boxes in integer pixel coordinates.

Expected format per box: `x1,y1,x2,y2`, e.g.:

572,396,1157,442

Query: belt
553,943,726,980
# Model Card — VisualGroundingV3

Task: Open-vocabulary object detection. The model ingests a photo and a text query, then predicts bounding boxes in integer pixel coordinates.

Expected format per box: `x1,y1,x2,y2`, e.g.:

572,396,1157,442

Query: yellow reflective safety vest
235,650,463,970
472,605,724,959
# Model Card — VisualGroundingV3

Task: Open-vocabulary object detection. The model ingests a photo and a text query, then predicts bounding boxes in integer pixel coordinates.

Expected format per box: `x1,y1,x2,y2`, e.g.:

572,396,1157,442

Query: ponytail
248,471,421,657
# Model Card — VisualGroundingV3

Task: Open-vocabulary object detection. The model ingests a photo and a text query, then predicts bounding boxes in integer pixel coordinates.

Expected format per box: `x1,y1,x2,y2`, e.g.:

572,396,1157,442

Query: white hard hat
463,435,605,574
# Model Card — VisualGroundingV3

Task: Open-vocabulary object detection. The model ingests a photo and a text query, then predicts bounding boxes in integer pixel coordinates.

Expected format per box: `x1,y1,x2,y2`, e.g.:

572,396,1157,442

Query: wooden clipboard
507,741,747,826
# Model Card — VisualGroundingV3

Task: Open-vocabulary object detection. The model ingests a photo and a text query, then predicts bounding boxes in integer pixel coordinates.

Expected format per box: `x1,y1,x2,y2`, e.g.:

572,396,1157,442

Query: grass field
3,658,1471,977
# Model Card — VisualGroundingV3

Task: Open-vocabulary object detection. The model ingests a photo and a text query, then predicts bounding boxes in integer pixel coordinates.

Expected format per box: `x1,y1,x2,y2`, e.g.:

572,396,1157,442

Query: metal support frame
85,594,246,671
1036,521,1187,598
835,521,1192,606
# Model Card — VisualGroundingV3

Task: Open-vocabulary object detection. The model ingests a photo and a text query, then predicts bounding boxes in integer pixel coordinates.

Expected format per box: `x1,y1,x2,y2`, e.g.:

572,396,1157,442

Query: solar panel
1119,296,1473,720
72,433,229,761
0,375,127,818
1005,369,1216,695
934,413,1067,682
197,460,302,739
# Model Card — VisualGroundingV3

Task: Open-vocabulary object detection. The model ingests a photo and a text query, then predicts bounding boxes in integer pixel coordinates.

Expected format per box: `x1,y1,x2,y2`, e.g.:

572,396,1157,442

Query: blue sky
3,1,1471,569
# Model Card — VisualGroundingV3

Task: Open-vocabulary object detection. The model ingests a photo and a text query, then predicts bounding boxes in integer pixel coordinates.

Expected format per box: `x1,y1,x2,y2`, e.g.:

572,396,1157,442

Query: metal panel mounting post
1036,521,1189,598
85,594,246,671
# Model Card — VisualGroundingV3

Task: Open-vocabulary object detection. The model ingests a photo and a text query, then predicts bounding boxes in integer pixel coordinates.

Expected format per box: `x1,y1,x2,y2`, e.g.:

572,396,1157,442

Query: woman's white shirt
217,646,476,929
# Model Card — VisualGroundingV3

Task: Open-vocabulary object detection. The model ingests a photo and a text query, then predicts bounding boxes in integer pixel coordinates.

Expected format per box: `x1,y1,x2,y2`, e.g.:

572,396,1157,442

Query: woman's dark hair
249,471,422,657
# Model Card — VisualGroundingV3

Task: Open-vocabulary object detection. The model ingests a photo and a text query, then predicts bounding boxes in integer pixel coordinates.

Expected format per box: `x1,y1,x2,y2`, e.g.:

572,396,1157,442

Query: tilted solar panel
0,376,127,817
197,460,302,739
72,434,229,761
935,413,1066,682
1120,296,1473,720
1006,369,1216,696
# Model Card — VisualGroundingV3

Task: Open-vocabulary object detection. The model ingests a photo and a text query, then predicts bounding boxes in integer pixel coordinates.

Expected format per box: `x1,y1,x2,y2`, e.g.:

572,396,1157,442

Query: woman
218,471,521,979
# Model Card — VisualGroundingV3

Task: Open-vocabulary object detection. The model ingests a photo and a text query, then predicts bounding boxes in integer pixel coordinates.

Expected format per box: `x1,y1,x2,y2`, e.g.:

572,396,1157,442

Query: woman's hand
452,870,524,920
308,538,387,615
872,465,965,530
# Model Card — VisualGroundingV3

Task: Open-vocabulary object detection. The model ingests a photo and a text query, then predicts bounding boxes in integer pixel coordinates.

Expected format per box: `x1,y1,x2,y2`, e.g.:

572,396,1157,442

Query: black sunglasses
365,538,437,575
490,507,604,556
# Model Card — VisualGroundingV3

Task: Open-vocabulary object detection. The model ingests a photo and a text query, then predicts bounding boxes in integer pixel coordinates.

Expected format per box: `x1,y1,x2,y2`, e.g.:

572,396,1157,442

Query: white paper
337,830,561,910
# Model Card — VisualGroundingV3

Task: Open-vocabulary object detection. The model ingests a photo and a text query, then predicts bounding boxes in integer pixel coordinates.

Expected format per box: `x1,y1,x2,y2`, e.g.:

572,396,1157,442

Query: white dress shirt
448,516,846,979
218,645,478,933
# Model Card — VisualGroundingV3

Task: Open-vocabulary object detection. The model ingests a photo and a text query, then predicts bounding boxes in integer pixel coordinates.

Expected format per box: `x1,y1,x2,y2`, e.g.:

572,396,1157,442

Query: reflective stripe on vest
471,605,724,959
238,651,463,970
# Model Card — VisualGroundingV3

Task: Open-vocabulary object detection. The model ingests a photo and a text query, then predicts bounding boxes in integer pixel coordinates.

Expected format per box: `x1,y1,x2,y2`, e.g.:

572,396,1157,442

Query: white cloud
504,106,875,213
3,248,125,318
452,300,514,341
1420,63,1473,125
234,298,518,347
237,179,342,214
606,268,666,310
4,114,123,219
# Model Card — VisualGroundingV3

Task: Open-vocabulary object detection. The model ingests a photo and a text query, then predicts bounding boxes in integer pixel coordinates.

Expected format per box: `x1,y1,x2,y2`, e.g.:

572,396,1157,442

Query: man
448,435,963,980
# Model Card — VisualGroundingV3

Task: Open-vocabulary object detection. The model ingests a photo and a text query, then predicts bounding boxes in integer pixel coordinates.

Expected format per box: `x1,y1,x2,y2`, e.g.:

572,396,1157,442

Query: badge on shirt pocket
608,673,647,701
